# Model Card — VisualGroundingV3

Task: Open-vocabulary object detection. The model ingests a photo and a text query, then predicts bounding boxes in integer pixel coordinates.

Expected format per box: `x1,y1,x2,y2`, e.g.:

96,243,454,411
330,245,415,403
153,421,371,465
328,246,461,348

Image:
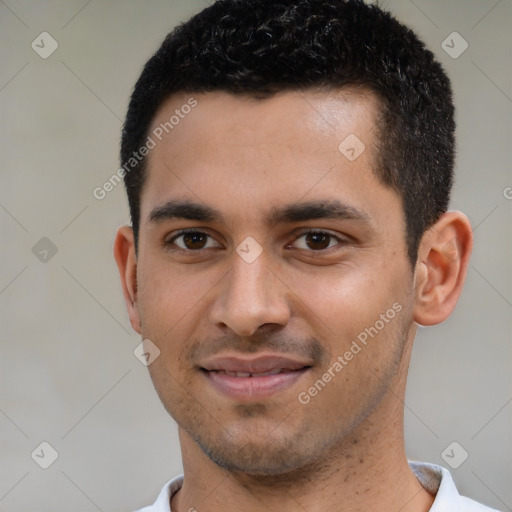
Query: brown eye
304,232,331,250
182,232,208,250
166,230,221,251
292,230,340,251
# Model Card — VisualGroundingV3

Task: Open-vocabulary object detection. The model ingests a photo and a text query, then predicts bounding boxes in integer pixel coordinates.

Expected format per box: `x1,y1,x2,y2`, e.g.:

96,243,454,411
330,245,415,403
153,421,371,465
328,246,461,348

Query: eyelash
164,228,347,254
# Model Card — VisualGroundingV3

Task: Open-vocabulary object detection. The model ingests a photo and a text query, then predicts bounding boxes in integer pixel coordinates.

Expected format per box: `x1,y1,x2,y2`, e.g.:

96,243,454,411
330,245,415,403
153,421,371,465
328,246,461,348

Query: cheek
289,263,399,339
294,274,410,421
136,257,228,376
137,255,217,330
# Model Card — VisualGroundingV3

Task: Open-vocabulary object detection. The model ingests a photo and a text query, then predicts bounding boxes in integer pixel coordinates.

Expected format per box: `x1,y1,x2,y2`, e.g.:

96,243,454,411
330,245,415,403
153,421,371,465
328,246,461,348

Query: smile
209,368,297,377
199,355,312,400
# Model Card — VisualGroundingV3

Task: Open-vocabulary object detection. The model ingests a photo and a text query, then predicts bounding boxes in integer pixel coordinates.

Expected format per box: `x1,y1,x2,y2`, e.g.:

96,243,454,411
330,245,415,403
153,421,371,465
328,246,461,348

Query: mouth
199,354,312,401
207,368,299,377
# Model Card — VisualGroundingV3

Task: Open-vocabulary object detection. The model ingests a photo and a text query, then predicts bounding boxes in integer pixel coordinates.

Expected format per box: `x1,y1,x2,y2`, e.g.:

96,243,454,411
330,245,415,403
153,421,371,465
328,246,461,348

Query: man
113,1,497,510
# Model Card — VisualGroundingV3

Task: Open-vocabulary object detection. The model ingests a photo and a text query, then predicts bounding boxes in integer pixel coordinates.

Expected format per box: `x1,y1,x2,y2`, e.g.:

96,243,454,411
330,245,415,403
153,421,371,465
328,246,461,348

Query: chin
189,424,330,477
201,442,312,475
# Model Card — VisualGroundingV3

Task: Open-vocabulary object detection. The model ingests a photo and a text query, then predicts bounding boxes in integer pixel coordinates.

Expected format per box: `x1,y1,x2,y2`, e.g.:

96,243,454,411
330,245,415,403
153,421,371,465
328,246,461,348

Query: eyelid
165,228,223,250
288,228,348,251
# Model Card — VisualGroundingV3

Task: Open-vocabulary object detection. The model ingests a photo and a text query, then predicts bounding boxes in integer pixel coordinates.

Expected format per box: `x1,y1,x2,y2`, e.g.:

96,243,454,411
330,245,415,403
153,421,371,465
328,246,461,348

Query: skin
114,89,473,512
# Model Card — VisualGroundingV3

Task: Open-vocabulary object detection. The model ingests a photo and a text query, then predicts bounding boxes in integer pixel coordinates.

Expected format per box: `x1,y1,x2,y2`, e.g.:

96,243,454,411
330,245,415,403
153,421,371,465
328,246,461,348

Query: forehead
148,87,380,154
140,88,398,229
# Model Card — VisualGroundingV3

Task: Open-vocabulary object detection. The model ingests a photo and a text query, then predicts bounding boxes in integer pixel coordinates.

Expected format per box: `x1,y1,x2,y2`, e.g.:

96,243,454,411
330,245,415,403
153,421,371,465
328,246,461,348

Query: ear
413,211,473,326
113,225,141,334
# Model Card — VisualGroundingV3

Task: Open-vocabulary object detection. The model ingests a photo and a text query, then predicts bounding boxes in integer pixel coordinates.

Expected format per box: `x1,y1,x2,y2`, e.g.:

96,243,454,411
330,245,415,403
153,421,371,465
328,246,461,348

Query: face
130,89,417,475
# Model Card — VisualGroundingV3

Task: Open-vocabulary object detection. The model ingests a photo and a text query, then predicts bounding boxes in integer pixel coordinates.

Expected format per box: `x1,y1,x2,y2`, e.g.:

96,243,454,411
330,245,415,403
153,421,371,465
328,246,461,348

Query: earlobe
113,225,142,334
413,211,473,326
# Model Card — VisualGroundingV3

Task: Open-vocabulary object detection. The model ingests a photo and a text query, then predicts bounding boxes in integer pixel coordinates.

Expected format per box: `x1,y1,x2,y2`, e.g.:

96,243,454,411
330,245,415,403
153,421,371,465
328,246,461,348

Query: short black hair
121,0,455,264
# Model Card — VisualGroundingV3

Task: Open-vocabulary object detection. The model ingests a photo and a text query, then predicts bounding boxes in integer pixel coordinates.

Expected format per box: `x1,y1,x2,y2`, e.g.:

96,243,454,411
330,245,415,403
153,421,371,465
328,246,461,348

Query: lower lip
203,369,309,401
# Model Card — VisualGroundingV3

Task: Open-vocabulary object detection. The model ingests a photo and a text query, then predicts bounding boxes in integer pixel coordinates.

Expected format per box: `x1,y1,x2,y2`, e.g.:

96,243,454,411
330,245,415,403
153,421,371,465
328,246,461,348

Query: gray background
0,1,510,511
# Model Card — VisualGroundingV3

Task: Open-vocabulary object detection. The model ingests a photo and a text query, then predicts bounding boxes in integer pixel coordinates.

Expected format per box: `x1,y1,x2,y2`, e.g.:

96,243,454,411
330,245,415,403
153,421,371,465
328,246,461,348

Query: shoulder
409,461,500,512
134,475,184,512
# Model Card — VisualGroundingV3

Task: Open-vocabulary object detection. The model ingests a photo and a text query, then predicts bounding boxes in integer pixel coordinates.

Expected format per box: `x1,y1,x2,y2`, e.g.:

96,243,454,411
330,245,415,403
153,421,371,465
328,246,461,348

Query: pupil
184,232,206,249
306,233,330,250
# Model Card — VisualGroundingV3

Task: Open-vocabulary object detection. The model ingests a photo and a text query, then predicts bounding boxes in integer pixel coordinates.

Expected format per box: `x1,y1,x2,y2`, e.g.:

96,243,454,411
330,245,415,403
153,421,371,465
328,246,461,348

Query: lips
200,354,312,400
201,354,310,373
210,368,294,378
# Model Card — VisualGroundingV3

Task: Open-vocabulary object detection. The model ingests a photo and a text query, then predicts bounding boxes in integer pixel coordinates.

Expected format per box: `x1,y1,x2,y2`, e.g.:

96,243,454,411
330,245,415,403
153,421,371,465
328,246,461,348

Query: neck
172,341,434,512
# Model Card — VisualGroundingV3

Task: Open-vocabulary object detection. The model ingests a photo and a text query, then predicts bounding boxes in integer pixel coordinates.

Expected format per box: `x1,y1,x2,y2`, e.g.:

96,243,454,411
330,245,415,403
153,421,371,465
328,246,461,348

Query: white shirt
135,461,500,512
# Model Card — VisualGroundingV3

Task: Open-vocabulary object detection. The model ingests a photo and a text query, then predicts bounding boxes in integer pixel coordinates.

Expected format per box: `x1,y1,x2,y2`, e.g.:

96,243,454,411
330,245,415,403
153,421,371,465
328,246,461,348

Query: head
115,0,472,477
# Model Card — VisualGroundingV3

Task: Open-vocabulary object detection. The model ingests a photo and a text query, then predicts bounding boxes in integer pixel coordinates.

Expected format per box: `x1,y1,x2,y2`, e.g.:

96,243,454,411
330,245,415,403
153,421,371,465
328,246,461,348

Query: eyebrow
148,199,371,226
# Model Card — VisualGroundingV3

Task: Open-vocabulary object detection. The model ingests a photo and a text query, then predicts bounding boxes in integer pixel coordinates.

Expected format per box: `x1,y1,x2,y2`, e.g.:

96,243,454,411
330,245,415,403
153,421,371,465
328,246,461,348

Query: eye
291,230,344,251
165,230,222,251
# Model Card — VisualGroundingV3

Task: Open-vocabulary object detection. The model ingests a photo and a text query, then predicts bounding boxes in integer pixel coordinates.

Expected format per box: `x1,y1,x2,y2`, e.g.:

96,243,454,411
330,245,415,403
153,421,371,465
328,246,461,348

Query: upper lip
200,354,312,373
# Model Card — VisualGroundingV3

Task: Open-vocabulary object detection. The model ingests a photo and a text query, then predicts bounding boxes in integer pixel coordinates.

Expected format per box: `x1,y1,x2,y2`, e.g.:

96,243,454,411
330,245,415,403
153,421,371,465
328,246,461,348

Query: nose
209,252,291,337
